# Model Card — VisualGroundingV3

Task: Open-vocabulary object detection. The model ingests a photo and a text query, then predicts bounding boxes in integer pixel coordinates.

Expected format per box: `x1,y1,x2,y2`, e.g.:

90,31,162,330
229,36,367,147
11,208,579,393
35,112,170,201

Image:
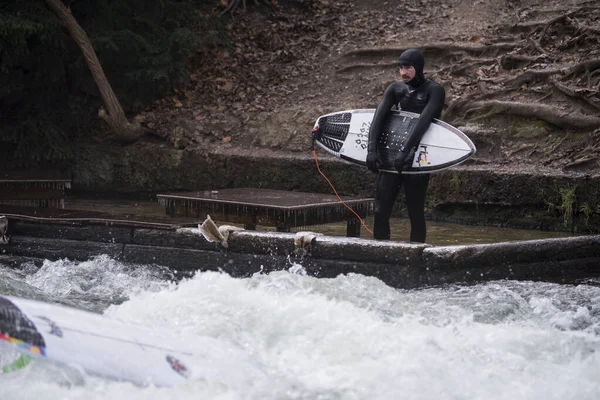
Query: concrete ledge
11,221,133,244
422,235,600,270
309,235,428,266
420,235,600,285
132,229,298,256
2,217,599,288
3,236,124,261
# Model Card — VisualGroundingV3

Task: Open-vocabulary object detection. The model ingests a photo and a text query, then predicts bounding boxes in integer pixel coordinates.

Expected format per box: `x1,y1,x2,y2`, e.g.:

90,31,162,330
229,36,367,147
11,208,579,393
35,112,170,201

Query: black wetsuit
367,50,445,242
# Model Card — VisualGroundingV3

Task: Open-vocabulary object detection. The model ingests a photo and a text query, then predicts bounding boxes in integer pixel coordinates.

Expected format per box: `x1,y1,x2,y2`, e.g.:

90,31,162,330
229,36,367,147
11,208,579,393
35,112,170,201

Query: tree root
500,54,551,70
462,100,600,130
338,57,500,76
493,69,562,87
219,0,272,16
98,108,144,143
525,37,549,55
564,59,600,78
550,78,600,110
493,59,600,87
434,58,497,77
515,6,596,22
537,8,581,44
505,143,537,158
543,135,568,157
564,156,599,170
335,62,397,74
442,88,518,123
336,42,522,63
511,6,600,32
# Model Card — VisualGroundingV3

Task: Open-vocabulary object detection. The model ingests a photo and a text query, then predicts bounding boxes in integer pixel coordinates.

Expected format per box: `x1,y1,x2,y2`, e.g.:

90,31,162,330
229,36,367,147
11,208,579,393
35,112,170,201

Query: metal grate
157,188,374,233
0,171,71,209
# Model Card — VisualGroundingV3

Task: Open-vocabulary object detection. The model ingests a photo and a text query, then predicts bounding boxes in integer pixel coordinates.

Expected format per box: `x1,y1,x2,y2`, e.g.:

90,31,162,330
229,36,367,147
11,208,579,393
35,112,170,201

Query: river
1,253,599,399
1,196,598,398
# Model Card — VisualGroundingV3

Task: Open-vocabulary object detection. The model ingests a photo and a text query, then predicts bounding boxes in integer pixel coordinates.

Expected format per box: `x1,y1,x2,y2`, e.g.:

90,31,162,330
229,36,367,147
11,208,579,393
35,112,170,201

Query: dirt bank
135,0,599,171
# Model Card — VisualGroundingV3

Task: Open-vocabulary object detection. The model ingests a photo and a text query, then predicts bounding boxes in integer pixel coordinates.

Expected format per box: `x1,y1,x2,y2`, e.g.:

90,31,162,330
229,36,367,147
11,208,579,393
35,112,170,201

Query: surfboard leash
311,149,374,235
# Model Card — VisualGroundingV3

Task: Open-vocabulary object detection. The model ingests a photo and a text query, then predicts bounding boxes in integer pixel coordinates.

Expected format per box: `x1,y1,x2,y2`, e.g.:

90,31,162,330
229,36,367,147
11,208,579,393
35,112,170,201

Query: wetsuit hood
398,48,425,88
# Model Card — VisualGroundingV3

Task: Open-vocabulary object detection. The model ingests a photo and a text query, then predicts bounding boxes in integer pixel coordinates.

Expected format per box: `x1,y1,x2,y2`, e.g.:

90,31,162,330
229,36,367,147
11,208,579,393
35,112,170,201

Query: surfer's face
399,65,416,83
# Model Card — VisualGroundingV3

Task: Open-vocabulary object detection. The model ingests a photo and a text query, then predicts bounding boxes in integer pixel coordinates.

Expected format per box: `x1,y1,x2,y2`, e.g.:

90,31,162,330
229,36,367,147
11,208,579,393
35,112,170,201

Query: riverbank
67,142,600,234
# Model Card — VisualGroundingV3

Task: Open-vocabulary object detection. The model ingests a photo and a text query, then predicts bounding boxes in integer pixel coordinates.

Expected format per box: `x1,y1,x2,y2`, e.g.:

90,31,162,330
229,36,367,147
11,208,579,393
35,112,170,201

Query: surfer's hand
312,126,321,140
394,152,409,173
366,152,380,173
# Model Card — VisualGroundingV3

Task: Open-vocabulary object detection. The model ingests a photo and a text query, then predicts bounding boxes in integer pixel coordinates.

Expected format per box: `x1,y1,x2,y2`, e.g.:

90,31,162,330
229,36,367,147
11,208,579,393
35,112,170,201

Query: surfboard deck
312,109,476,174
0,295,196,387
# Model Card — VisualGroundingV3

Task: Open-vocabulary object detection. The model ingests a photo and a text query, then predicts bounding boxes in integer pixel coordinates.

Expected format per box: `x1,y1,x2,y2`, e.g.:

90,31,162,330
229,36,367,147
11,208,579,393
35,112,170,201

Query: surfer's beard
401,75,411,81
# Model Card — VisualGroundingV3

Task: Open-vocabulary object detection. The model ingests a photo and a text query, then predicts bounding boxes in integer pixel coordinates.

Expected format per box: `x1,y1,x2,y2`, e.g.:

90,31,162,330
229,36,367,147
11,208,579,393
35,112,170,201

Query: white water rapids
1,255,599,399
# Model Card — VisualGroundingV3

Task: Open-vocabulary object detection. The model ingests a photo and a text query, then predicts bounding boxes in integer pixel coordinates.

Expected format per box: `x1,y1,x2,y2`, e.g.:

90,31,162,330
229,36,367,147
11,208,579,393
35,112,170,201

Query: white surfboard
312,109,476,174
0,295,219,387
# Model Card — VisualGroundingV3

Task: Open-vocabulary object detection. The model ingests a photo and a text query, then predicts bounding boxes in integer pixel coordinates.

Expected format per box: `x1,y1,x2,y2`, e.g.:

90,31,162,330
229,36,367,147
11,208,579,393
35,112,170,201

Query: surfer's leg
373,172,402,240
404,174,430,243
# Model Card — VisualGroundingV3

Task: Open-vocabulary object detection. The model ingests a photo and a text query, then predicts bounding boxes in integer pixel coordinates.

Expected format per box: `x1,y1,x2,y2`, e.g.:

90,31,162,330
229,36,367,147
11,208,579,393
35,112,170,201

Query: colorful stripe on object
0,332,46,356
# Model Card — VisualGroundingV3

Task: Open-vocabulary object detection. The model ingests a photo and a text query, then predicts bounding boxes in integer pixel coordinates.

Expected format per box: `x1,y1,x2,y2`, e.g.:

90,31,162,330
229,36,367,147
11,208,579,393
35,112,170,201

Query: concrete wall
3,220,600,288
69,143,600,233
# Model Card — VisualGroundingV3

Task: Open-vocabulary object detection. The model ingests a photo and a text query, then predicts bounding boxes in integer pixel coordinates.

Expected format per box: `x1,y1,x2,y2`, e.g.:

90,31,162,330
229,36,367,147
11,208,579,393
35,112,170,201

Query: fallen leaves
138,0,600,173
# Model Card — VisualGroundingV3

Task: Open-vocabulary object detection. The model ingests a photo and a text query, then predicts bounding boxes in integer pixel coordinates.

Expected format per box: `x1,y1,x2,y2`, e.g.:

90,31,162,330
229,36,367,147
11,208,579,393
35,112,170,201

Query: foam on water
16,255,174,311
1,257,600,399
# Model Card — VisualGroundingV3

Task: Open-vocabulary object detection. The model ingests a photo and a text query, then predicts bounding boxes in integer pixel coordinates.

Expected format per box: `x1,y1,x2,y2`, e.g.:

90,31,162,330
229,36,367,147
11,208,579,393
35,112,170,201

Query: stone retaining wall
70,143,600,233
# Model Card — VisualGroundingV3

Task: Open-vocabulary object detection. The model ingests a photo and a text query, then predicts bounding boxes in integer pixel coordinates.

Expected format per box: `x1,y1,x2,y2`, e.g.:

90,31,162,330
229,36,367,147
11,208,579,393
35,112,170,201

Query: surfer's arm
401,84,446,152
368,84,400,153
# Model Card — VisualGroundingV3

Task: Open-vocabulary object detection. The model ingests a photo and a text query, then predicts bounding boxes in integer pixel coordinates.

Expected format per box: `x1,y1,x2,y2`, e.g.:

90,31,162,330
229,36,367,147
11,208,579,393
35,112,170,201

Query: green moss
508,117,548,139
448,173,462,192
559,185,577,227
580,202,592,227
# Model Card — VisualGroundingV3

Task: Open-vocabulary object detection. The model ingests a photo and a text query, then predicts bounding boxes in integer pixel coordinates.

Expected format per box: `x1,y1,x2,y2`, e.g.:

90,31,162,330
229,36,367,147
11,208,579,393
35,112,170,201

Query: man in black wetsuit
366,48,445,243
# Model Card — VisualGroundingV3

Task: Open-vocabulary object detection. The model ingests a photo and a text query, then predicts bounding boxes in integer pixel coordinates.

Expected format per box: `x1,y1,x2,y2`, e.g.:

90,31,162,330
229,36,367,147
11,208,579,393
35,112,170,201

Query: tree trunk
43,0,142,142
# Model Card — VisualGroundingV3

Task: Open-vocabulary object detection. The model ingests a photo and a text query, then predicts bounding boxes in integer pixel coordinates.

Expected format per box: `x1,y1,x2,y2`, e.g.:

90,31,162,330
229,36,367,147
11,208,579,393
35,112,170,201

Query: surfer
366,48,446,242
